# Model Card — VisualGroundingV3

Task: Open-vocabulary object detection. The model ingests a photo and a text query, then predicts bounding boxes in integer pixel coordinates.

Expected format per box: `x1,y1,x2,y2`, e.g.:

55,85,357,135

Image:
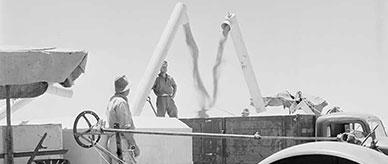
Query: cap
114,75,130,93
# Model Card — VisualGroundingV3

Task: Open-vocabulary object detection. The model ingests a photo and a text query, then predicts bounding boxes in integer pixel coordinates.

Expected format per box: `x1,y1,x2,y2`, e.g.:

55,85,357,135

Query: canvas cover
0,48,87,99
263,91,328,115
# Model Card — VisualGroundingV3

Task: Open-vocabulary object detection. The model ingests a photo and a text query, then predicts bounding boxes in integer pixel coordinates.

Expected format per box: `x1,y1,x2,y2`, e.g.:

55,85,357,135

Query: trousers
156,96,178,117
107,136,136,164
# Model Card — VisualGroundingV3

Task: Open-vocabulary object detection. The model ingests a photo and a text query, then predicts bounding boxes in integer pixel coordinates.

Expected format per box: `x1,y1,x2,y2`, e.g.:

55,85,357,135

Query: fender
259,141,388,164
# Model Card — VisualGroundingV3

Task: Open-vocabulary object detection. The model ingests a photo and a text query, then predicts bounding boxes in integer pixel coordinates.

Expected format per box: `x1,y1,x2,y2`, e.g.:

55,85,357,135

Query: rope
93,146,110,164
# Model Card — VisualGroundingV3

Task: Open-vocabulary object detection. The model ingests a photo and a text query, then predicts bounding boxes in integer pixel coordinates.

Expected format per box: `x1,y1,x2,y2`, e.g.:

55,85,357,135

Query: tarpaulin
264,91,328,115
0,48,87,99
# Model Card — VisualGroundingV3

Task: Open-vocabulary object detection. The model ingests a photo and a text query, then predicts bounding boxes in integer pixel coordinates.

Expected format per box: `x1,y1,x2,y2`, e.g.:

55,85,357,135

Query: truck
180,112,388,164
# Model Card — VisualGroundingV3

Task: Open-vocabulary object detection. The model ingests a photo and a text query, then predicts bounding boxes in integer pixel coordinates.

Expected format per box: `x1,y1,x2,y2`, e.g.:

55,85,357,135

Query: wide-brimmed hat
114,75,130,93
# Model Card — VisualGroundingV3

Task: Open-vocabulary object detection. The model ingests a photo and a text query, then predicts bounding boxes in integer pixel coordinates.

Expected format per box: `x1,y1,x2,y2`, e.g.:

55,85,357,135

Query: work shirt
152,73,176,97
106,95,139,163
106,95,135,130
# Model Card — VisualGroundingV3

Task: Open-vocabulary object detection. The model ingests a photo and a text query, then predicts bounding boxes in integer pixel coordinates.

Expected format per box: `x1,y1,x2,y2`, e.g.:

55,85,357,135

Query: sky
0,0,387,125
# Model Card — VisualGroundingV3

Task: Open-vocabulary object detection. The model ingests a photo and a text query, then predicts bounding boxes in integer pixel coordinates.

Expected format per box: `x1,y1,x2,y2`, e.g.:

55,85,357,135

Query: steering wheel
73,110,101,148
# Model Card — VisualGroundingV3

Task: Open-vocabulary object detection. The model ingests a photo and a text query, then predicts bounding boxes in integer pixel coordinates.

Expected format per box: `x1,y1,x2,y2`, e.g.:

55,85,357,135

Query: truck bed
180,114,316,164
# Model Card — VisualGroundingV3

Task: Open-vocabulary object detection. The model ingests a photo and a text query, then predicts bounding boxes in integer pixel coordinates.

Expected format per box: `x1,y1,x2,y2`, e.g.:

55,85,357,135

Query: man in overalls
106,75,140,163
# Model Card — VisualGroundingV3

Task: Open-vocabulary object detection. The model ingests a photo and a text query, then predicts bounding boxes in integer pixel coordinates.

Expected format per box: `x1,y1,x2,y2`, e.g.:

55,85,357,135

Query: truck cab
316,112,388,155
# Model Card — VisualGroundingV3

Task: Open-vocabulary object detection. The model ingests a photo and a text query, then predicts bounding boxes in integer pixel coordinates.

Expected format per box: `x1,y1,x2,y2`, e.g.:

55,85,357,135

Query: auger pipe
132,2,189,116
88,128,337,141
222,13,266,113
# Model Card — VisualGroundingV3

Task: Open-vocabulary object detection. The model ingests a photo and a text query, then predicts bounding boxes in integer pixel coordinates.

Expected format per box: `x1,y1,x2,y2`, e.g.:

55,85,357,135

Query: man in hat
106,75,140,163
241,108,250,117
152,61,178,117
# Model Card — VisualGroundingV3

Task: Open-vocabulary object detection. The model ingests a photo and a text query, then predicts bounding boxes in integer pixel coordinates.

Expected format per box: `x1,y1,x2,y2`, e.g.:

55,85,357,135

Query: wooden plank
221,118,226,164
225,116,283,163
181,118,224,164
5,85,14,164
27,133,48,164
224,115,316,164
0,149,68,158
201,118,223,164
180,118,203,163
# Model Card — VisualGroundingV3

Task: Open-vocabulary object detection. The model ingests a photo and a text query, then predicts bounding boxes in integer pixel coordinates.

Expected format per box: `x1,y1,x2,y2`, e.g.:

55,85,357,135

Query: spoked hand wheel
73,110,101,148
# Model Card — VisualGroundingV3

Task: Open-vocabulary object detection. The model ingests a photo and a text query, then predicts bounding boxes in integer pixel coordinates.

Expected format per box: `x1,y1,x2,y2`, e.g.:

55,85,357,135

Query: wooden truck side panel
180,114,316,164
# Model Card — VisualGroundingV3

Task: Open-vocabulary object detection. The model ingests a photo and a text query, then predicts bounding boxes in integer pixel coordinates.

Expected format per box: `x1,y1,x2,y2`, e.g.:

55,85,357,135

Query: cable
93,146,110,164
